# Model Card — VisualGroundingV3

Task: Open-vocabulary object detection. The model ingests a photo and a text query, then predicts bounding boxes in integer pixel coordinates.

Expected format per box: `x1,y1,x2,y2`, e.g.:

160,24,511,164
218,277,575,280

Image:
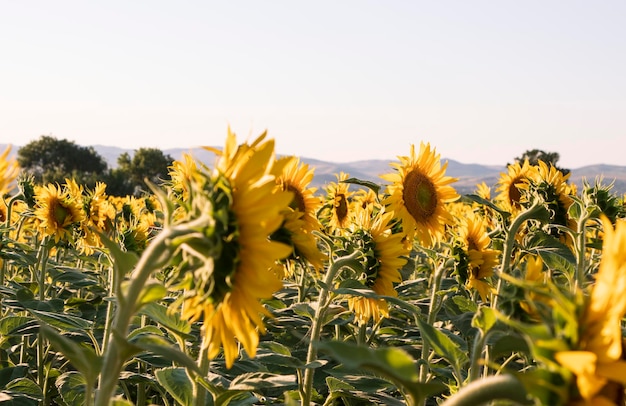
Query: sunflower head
34,182,86,243
346,207,409,325
320,172,356,234
381,142,459,247
495,160,536,215
178,130,292,368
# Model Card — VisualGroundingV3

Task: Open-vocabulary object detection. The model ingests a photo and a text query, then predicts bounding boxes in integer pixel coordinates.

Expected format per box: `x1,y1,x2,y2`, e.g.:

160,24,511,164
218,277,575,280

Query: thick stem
301,251,362,406
94,217,210,406
492,202,545,310
418,262,445,384
440,374,531,406
574,214,590,292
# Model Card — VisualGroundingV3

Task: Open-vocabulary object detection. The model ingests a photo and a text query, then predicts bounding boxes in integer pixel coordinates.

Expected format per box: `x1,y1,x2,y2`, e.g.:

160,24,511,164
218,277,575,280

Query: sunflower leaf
340,178,381,195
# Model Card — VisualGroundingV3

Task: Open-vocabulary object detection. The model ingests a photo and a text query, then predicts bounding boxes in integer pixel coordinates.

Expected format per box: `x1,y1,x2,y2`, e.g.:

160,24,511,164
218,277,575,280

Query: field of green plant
0,130,624,405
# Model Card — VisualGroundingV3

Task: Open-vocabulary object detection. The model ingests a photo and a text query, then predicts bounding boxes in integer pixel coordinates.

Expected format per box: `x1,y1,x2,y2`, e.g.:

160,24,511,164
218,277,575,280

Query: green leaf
0,365,28,389
0,316,32,335
472,306,497,334
139,302,192,336
29,309,92,331
526,231,576,275
228,372,296,391
98,232,139,292
318,341,445,403
155,367,194,406
136,281,167,308
341,177,381,195
131,333,200,374
326,376,355,393
4,378,43,403
40,324,101,385
416,318,469,371
55,372,88,406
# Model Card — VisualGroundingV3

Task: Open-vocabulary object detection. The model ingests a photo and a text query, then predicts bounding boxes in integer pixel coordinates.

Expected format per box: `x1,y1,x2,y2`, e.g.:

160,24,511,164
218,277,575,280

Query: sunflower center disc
403,170,437,222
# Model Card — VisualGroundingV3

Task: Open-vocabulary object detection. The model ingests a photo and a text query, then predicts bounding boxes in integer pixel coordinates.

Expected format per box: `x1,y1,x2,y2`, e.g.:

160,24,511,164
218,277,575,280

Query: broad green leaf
136,281,167,308
131,333,200,374
0,316,32,335
472,306,497,334
317,340,418,382
29,309,92,331
139,302,192,336
341,177,381,195
40,324,101,385
155,367,194,406
0,365,28,389
326,376,355,393
4,378,43,402
98,232,139,291
55,372,88,406
416,318,469,371
228,372,297,391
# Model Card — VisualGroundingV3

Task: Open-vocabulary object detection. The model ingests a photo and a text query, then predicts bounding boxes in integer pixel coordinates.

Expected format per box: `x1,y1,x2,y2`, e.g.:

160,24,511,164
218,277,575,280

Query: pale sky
1,1,625,168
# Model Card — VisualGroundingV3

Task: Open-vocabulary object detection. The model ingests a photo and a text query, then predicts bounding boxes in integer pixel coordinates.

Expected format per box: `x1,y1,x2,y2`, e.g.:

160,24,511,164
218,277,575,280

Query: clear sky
1,1,625,168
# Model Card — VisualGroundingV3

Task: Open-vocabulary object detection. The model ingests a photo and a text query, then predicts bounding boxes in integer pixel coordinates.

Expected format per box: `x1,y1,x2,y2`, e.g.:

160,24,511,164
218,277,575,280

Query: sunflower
273,157,326,272
182,129,292,368
347,208,409,325
381,142,459,247
78,182,116,254
519,160,576,244
0,146,19,197
495,160,536,215
321,172,355,234
456,211,500,302
169,153,204,201
555,216,626,404
34,183,85,243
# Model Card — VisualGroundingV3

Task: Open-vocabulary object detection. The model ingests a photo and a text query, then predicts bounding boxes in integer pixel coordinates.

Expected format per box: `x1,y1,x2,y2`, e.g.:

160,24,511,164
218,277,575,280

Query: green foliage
108,148,174,196
512,148,570,175
17,135,108,186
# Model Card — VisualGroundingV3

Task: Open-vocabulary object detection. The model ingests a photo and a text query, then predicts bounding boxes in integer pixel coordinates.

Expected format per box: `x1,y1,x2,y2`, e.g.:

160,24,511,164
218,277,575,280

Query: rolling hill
4,143,626,196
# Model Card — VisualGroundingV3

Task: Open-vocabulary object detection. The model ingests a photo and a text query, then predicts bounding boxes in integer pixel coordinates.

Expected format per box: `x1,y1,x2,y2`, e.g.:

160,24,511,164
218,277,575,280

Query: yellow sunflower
169,153,204,201
457,211,500,302
321,172,355,234
182,129,292,369
78,182,116,254
347,208,409,325
555,216,626,404
273,157,326,271
381,142,459,247
0,146,19,197
34,183,85,243
495,160,536,215
519,160,576,244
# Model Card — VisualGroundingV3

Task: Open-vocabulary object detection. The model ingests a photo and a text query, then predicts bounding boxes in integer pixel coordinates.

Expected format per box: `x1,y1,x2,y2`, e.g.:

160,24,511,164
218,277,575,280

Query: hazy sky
1,1,625,168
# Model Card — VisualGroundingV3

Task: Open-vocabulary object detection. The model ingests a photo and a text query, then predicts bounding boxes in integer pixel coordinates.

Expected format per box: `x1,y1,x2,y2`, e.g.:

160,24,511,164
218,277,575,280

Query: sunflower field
0,130,625,406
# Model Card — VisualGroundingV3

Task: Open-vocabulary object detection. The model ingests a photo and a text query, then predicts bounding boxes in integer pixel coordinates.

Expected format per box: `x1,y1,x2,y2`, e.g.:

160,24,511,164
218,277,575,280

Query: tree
107,148,174,196
511,149,570,176
17,135,108,186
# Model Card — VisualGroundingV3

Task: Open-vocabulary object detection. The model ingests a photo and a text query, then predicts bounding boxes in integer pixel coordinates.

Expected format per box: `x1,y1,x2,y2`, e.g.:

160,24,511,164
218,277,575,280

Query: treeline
17,135,174,196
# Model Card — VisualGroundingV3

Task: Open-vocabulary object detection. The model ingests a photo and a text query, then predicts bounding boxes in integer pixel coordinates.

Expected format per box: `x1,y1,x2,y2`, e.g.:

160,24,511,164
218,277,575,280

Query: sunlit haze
1,1,625,168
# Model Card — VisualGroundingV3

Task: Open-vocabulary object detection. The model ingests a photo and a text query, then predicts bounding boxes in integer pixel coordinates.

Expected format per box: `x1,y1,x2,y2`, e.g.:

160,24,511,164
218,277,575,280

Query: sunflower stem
418,260,445,385
94,215,212,406
440,374,531,406
492,201,545,310
574,213,590,292
301,250,362,406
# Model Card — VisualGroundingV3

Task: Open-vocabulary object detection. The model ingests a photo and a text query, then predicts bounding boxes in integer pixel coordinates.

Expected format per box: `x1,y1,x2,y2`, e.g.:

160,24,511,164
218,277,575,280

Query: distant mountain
4,143,626,196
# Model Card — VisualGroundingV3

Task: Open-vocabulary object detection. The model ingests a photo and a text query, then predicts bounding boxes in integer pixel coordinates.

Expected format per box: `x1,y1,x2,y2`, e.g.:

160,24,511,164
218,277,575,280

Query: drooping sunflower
272,156,326,272
495,159,536,215
321,172,355,234
34,183,85,243
78,182,116,254
347,208,409,325
555,216,626,404
168,153,204,202
518,160,576,244
182,129,292,369
381,142,459,247
455,211,500,302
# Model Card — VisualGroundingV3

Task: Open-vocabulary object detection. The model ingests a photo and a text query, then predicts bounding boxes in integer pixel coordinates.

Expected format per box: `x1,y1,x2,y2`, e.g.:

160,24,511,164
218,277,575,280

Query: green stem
301,251,362,406
94,216,211,406
574,214,590,292
440,374,531,406
37,238,50,391
492,201,545,310
193,340,211,406
418,261,445,384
